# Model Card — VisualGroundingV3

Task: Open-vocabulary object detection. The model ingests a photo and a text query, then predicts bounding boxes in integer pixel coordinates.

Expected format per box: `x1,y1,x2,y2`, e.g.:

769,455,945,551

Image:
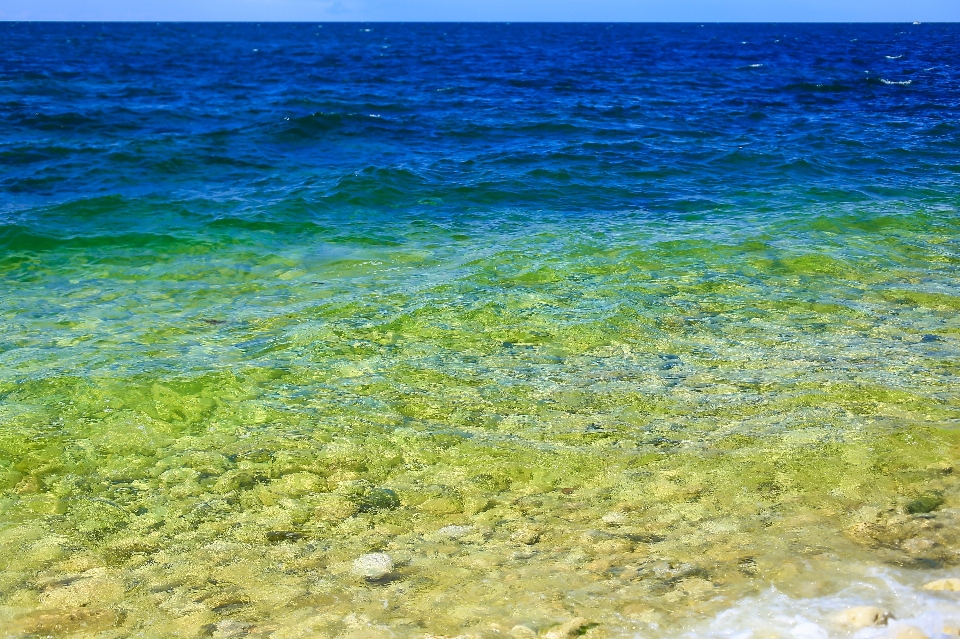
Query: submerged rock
265,530,305,543
418,497,462,515
37,567,123,608
891,625,929,639
511,525,542,545
906,493,944,515
314,494,359,522
352,553,394,580
544,617,589,639
922,578,960,591
831,606,891,628
271,471,325,497
11,608,121,635
436,524,472,539
601,511,627,526
358,488,401,512
211,619,252,638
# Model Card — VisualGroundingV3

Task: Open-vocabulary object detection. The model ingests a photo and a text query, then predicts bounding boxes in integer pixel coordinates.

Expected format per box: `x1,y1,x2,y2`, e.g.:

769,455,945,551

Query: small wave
887,54,904,59
679,569,960,639
271,111,365,141
0,223,184,252
325,165,430,208
784,82,852,93
881,78,913,85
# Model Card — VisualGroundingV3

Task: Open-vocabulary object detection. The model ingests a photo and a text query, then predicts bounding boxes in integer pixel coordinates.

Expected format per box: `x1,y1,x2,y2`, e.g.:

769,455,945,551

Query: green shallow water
2,204,960,637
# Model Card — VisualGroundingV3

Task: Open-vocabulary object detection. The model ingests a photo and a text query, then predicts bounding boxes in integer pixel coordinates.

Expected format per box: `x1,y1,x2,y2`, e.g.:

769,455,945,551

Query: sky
1,0,958,22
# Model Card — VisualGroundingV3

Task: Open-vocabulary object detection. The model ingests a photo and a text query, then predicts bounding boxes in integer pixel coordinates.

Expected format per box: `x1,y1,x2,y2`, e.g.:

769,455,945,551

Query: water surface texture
2,22,960,639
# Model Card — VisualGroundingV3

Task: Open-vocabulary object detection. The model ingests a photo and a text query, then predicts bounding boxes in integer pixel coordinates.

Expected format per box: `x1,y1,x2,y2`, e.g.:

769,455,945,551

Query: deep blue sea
4,23,960,215
2,22,960,639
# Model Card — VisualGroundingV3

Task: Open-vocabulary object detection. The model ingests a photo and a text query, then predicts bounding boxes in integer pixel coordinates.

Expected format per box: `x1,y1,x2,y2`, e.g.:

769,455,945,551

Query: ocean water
1,21,960,639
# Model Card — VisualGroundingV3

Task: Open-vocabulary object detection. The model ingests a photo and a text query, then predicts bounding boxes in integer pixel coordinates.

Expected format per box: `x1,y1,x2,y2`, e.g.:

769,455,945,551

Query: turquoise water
1,22,960,639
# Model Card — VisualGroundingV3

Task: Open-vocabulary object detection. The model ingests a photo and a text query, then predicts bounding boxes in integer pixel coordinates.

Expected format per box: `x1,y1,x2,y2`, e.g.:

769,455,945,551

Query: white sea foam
666,569,960,639
881,79,913,85
887,55,904,59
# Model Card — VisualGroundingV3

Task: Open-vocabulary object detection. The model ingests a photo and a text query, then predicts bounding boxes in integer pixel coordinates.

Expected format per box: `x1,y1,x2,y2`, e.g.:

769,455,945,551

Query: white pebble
602,511,627,525
436,525,472,539
352,552,394,580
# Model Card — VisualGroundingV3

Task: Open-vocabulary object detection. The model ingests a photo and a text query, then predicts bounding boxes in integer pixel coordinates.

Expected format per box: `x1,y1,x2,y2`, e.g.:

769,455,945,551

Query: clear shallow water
1,22,960,639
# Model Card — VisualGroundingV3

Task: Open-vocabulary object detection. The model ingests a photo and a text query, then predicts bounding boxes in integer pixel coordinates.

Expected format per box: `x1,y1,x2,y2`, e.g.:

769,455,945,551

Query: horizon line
0,19,950,23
